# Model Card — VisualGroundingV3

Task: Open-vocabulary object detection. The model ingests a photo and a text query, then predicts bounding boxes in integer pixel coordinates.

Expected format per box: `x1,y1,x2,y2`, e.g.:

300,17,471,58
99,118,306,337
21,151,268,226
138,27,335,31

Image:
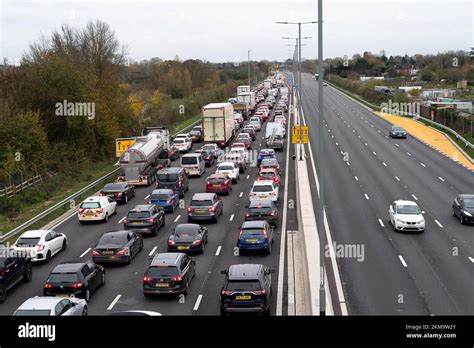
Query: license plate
247,239,258,242
196,209,206,213
213,185,220,188
55,294,70,298
133,221,144,225
156,283,169,287
107,194,114,197
259,196,267,199
236,295,251,300
177,246,190,250
102,251,114,255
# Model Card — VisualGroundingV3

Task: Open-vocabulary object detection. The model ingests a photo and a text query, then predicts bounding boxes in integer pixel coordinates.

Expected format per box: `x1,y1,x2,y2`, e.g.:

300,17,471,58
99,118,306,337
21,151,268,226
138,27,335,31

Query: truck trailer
202,103,235,148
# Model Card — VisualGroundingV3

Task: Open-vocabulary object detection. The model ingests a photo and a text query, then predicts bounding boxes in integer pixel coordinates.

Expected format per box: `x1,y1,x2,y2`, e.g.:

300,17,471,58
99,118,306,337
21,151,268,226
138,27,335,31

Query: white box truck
237,92,256,111
263,79,272,89
237,85,250,94
202,103,235,148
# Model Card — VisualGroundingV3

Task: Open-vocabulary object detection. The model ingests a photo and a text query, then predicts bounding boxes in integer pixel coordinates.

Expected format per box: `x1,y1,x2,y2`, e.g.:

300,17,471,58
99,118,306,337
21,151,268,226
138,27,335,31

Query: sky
0,0,472,64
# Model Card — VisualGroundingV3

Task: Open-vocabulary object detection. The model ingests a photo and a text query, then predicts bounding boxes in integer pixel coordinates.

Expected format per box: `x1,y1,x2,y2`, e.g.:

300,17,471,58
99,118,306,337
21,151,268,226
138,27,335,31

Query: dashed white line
469,257,474,263
246,175,250,179
118,216,126,224
420,163,426,167
398,255,407,268
382,162,387,167
372,151,377,156
346,162,350,166
364,143,368,146
438,176,445,182
395,143,399,147
354,176,358,181
193,294,203,311
174,215,181,222
80,248,91,258
411,194,418,201
435,220,444,228
148,246,158,256
335,142,339,146
378,219,385,227
395,176,400,181
107,295,122,310
239,192,243,198
364,193,369,200
215,246,222,256
144,194,150,200
407,152,412,156
229,214,234,221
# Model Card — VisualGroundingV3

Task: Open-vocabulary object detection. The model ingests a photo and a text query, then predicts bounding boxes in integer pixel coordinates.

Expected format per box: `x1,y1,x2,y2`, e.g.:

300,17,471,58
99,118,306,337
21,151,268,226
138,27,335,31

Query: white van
181,153,206,176
266,122,285,139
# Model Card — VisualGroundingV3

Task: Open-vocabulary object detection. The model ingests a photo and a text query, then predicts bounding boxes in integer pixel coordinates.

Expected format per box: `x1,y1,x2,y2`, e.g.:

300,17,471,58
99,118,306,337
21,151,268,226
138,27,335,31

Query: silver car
14,296,88,316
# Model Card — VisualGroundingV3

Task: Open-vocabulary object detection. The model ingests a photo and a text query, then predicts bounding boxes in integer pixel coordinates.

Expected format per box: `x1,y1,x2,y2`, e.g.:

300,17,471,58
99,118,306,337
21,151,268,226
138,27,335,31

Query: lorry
263,79,272,89
232,102,250,120
237,85,250,94
279,86,289,96
118,132,168,186
237,91,256,111
202,103,235,148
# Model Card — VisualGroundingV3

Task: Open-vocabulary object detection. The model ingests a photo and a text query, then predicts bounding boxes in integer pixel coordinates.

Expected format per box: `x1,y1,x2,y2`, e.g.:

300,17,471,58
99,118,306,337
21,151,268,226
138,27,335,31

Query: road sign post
115,137,136,158
292,125,308,145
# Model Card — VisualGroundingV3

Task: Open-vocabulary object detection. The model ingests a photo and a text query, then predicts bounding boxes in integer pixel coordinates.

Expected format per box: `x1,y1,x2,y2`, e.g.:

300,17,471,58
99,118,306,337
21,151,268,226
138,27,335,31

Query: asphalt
0,110,293,316
300,72,474,315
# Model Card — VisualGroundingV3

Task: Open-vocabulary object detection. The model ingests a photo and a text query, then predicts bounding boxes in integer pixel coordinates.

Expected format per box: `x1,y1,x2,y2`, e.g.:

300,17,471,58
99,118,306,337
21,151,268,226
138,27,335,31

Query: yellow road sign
115,138,136,158
291,126,308,144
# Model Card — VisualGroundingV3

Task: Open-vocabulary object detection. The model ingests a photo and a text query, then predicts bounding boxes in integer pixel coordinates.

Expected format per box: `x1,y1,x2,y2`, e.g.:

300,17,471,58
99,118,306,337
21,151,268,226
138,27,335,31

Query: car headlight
463,210,472,217
396,219,404,224
417,220,425,224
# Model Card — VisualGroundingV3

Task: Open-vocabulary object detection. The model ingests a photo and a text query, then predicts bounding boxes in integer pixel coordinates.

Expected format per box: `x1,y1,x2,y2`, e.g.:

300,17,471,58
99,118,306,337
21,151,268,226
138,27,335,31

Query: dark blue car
257,149,276,166
237,221,274,254
148,189,179,213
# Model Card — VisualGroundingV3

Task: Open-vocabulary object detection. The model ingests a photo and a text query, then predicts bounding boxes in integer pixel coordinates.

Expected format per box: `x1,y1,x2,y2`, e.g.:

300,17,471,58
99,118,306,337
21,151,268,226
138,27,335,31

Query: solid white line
438,176,445,182
364,193,369,200
193,294,203,311
229,214,234,221
382,162,387,167
174,215,181,222
378,219,385,227
398,255,407,268
148,246,158,256
411,194,418,201
435,220,444,228
469,257,474,263
239,192,243,197
118,216,126,224
215,246,222,256
395,176,400,181
354,176,358,181
420,163,426,167
107,295,121,310
79,248,91,258
144,194,150,200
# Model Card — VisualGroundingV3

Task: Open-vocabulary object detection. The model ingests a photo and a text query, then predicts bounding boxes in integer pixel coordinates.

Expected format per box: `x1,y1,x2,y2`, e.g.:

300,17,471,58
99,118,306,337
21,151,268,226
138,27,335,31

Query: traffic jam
1,74,292,316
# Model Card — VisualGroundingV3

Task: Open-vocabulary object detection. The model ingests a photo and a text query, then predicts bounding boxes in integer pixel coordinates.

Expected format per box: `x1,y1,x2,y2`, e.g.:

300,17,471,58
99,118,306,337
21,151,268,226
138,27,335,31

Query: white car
249,180,279,203
249,120,262,131
223,153,247,173
173,137,192,152
216,162,240,183
389,200,425,232
14,296,87,316
229,148,249,162
13,230,67,263
78,196,117,223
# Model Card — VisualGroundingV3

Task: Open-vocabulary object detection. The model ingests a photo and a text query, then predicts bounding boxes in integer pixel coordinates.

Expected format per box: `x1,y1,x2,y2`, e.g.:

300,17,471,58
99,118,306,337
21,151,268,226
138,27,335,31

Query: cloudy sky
0,0,472,64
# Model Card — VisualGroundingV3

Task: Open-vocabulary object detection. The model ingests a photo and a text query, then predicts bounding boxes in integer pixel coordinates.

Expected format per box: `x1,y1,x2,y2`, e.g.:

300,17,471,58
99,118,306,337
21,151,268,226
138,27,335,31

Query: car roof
249,199,273,208
259,168,276,173
157,167,183,174
260,149,275,153
175,223,200,233
17,296,66,310
459,194,474,199
253,180,274,186
20,230,51,238
101,230,129,238
81,196,105,203
228,264,264,280
218,162,236,167
191,193,215,200
130,204,154,211
394,200,418,206
208,173,228,178
182,153,201,157
150,252,183,266
242,221,267,229
151,189,174,195
52,261,87,273
261,158,278,163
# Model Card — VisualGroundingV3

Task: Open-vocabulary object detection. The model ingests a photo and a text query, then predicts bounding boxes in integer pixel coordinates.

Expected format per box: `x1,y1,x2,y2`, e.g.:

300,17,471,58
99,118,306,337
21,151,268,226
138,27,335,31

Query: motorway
0,109,297,316
300,72,474,315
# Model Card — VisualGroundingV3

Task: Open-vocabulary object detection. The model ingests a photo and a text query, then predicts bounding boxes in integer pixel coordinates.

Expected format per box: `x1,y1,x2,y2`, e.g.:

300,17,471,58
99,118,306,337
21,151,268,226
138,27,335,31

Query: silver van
181,153,206,177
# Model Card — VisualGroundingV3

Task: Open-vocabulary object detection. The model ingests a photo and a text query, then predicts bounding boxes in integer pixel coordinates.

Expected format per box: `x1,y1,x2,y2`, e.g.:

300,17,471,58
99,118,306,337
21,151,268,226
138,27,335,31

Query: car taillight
37,244,45,251
92,249,100,256
147,218,157,223
208,206,216,212
206,181,211,186
187,207,193,213
239,229,243,236
269,192,276,196
224,180,229,186
245,213,250,217
72,283,84,289
143,276,152,283
263,230,268,240
99,192,106,196
96,208,103,213
168,239,175,245
221,290,233,296
44,283,53,289
115,192,123,197
166,197,172,203
116,249,127,256
252,289,268,295
79,209,85,214
123,219,129,224
250,193,256,196
171,276,183,282
269,212,275,216
193,239,202,245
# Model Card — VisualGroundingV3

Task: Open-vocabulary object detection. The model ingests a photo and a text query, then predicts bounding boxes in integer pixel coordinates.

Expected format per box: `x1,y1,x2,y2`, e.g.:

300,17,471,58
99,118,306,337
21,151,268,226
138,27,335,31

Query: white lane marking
382,162,387,167
107,295,122,310
354,176,358,181
438,176,445,182
378,219,385,227
215,246,222,256
407,152,412,156
193,294,203,311
229,214,234,221
395,176,400,181
80,248,91,258
335,142,339,146
118,216,126,224
144,194,150,200
372,151,377,155
420,163,426,167
239,192,243,198
398,255,407,268
331,135,334,138
411,194,418,201
364,193,369,200
174,215,181,222
346,162,350,166
435,220,444,228
364,142,368,146
395,143,399,147
468,257,474,263
246,175,250,179
358,135,361,138
148,246,158,256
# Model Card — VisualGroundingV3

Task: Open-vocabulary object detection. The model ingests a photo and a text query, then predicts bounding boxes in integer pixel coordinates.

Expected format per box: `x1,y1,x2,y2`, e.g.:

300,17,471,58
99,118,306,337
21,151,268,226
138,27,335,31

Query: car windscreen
48,273,79,283
175,228,199,237
150,193,170,200
225,280,261,291
16,237,41,246
181,157,198,165
397,205,420,214
463,198,474,208
98,234,127,246
147,266,179,277
127,211,150,218
218,166,234,171
259,173,275,179
252,185,273,192
208,177,225,184
241,228,264,236
158,174,178,182
80,202,100,209
15,310,51,316
190,200,213,206
261,159,278,166
249,207,272,214
173,139,185,144
202,145,215,151
393,127,405,131
103,183,124,191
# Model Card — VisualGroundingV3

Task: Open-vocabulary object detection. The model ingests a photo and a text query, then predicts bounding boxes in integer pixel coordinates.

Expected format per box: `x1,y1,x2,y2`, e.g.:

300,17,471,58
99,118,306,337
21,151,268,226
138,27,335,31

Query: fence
0,175,43,199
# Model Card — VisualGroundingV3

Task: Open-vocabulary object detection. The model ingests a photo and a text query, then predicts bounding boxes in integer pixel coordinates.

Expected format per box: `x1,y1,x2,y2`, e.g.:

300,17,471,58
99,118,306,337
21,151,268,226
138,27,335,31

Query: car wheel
266,243,272,254
0,286,6,304
101,272,106,286
124,195,128,204
139,241,143,251
82,306,88,316
84,288,91,302
126,256,132,265
460,214,465,225
104,213,109,222
46,250,52,263
162,216,165,227
61,239,67,251
200,242,205,254
23,264,33,282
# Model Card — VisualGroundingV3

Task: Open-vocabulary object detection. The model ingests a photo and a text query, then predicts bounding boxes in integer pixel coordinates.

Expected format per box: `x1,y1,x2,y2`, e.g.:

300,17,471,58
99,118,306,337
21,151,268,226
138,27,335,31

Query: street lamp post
247,49,251,88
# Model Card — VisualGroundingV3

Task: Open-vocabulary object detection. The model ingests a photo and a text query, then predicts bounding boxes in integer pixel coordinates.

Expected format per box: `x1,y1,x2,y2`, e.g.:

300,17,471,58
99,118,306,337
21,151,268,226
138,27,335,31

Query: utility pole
247,49,251,88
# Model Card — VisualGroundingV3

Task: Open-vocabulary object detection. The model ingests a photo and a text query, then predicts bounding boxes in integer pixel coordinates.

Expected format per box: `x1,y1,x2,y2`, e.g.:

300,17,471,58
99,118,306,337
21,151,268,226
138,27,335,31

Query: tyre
266,243,272,254
460,214,465,225
82,306,88,316
46,250,52,263
84,288,91,302
124,194,128,204
139,241,143,251
162,216,166,227
101,272,106,286
200,242,205,254
0,286,6,304
104,213,109,223
23,264,33,282
61,239,67,251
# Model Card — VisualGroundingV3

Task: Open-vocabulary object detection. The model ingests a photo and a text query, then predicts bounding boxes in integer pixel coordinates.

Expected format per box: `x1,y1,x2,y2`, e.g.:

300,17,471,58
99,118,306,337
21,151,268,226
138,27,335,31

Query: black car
389,126,407,138
100,182,135,204
220,264,274,315
0,249,32,303
92,230,143,264
156,167,189,198
245,200,278,227
143,253,196,296
187,193,224,223
452,194,474,224
124,204,165,235
194,149,215,167
44,261,105,302
189,126,204,143
167,224,208,254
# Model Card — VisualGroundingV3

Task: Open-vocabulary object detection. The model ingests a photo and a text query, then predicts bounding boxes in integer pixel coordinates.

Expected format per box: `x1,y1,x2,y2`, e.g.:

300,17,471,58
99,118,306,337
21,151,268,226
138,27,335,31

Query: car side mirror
220,270,228,275
422,211,425,214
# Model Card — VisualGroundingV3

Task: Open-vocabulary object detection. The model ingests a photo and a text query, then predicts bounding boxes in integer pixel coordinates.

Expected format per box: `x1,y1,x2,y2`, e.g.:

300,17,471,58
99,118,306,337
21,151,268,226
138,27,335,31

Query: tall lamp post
247,49,251,88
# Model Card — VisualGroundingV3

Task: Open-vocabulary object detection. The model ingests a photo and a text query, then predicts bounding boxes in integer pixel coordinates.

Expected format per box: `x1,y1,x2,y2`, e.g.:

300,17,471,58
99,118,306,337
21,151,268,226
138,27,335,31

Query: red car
255,112,266,123
168,146,180,161
231,142,247,150
236,136,252,149
205,174,232,195
257,168,281,186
